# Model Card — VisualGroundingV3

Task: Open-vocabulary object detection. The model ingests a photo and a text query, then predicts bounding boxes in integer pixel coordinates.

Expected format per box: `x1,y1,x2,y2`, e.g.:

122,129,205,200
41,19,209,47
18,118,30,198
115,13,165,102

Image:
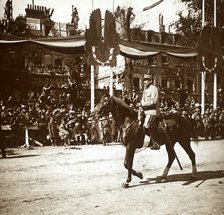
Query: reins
122,119,136,131
97,112,124,122
122,119,147,153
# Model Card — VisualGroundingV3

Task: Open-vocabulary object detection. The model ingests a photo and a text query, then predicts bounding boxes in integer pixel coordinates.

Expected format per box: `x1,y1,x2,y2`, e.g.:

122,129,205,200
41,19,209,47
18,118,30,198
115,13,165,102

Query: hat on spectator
53,109,59,116
69,110,75,115
144,74,153,80
144,70,153,80
87,117,92,122
182,110,188,115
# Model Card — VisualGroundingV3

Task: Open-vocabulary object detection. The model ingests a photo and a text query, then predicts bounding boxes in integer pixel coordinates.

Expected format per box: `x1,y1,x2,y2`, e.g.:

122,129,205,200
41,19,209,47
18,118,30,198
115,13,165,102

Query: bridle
96,97,125,122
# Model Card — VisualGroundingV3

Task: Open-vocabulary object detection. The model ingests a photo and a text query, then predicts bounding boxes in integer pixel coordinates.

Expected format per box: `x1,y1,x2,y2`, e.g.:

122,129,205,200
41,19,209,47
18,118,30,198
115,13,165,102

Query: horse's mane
111,96,137,119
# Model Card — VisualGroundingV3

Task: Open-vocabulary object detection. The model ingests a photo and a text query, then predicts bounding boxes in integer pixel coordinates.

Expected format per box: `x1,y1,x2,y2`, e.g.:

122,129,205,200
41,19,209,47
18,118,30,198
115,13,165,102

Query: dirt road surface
0,140,224,215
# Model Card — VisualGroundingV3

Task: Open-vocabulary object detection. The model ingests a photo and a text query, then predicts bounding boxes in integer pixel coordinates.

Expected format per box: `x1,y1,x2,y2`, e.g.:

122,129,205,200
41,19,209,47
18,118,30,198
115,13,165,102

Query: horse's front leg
122,146,143,188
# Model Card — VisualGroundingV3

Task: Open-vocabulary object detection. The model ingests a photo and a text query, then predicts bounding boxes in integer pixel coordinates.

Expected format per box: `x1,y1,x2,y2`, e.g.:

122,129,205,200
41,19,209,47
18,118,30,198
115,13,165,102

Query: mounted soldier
138,72,160,150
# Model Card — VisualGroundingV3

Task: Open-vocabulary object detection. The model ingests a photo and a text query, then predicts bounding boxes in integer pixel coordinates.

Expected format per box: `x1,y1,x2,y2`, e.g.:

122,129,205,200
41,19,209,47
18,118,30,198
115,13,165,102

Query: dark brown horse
94,95,198,188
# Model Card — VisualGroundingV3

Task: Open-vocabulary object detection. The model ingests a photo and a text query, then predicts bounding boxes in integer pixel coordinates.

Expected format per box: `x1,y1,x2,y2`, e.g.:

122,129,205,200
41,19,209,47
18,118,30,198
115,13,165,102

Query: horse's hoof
122,182,129,189
138,172,143,179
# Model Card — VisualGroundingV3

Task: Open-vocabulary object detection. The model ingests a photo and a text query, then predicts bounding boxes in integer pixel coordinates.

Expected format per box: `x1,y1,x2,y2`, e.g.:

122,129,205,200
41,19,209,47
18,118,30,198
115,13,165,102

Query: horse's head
93,95,137,122
93,94,112,120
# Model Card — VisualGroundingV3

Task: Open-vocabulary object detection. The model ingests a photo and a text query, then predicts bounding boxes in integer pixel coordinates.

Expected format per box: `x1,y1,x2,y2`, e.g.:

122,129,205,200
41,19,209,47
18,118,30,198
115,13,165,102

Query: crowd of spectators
28,64,70,76
0,86,224,154
159,96,224,140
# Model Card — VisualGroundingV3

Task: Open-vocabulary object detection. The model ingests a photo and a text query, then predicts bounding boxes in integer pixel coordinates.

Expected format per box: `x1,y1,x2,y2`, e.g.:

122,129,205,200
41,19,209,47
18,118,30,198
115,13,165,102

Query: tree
171,0,224,47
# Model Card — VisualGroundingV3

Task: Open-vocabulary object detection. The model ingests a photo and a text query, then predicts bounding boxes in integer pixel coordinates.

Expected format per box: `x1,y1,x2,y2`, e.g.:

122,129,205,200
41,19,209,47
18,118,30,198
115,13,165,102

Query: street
0,140,224,215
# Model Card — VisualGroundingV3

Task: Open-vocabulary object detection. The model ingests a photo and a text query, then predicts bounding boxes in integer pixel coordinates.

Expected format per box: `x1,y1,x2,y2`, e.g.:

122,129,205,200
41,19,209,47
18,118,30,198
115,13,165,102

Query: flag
143,0,165,11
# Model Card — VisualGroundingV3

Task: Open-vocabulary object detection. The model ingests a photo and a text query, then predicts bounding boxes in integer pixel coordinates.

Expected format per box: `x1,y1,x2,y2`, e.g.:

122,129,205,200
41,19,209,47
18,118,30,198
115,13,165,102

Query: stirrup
150,141,160,150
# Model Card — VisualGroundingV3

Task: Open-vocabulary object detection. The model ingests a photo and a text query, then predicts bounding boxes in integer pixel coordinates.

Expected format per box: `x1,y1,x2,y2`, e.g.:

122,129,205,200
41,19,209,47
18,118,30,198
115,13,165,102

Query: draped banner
0,35,197,58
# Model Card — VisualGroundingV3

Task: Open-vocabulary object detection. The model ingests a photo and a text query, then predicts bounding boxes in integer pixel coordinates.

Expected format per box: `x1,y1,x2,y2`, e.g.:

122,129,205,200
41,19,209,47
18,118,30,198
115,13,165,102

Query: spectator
110,116,118,143
100,116,111,146
218,110,224,138
202,113,210,140
48,116,60,146
88,118,100,144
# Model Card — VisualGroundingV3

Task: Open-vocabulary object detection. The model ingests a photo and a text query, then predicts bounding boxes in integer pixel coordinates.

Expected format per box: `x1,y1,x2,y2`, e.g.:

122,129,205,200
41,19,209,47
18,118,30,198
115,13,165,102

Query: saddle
159,118,177,132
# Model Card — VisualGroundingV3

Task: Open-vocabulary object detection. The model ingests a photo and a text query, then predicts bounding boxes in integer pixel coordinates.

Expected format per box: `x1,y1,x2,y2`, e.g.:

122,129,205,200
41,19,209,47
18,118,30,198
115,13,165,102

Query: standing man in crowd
139,72,160,150
0,112,6,158
48,115,59,146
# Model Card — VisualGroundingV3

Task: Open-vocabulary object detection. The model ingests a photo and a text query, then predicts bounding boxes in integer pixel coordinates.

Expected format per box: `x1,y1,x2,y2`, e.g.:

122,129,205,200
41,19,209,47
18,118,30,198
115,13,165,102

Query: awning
0,36,85,54
0,39,28,44
119,44,159,58
166,52,198,58
120,40,197,58
0,35,198,58
31,37,86,54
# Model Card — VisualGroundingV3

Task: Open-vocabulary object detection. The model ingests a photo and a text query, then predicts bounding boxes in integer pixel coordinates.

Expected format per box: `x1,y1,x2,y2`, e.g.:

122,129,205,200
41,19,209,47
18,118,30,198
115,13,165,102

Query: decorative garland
202,56,218,73
91,46,115,67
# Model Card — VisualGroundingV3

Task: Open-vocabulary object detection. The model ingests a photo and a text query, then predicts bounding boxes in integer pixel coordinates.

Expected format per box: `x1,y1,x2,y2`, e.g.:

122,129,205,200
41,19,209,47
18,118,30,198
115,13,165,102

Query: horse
93,95,198,188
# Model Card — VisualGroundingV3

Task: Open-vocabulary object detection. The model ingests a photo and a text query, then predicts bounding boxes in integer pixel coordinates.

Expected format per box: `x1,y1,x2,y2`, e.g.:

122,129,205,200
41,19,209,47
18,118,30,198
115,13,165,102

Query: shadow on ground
5,154,40,159
130,170,224,188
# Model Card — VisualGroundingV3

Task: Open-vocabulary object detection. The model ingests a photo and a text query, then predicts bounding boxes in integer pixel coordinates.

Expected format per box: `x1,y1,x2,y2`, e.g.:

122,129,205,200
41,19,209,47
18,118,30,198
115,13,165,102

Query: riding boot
150,127,160,150
145,127,160,150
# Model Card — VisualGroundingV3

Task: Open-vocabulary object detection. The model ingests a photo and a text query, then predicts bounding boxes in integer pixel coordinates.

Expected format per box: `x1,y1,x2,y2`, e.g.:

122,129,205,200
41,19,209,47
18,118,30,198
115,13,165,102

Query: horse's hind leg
123,146,143,188
180,140,197,178
161,144,176,181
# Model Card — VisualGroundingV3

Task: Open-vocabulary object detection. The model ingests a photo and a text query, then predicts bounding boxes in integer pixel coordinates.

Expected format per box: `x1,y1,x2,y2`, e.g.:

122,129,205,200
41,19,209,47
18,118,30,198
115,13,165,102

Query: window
34,53,42,66
55,58,62,67
187,79,193,93
148,56,154,65
44,54,52,65
162,54,169,64
133,78,140,90
175,80,180,89
162,79,167,89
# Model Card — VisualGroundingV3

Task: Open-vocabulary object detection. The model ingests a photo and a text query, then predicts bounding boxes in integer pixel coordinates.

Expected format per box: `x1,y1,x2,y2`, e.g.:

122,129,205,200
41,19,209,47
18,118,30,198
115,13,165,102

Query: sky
0,0,187,33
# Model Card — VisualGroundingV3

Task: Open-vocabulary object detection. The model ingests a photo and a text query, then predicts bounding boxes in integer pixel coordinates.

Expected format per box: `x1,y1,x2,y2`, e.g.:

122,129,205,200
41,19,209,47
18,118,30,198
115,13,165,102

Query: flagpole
214,0,217,27
90,0,94,113
201,0,205,115
213,0,217,110
110,67,113,96
90,65,95,112
202,0,205,27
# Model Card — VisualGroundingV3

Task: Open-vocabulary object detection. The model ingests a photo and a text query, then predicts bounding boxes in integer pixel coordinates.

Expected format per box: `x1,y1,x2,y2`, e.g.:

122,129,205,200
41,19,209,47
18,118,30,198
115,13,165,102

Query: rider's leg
145,115,160,150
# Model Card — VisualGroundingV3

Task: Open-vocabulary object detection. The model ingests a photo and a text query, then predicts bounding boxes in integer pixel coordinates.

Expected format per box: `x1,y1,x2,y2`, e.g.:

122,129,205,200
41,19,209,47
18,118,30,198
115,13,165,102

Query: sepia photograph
0,0,224,214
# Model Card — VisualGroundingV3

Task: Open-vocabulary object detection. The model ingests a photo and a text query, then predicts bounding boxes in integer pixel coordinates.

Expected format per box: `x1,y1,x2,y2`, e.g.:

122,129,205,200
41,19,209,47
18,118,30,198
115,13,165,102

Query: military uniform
140,74,160,150
141,84,159,127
